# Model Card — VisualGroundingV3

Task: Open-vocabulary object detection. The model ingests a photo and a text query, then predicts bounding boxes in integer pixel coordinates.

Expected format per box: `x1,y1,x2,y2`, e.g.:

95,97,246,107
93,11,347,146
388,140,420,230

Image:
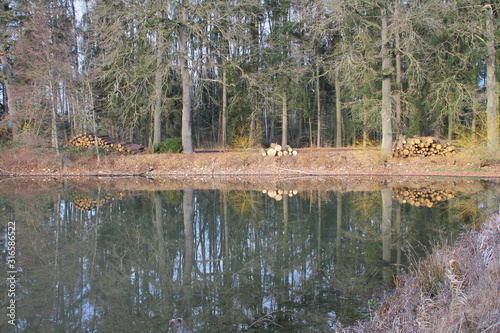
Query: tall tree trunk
485,4,499,151
179,5,194,153
335,192,342,262
394,0,403,137
448,112,453,141
309,117,313,147
182,188,194,317
380,5,393,152
335,67,342,147
153,28,165,146
1,53,13,129
49,82,60,156
153,193,169,290
250,109,256,145
221,68,227,148
1,3,14,138
316,63,321,147
296,115,302,147
381,188,392,285
316,192,322,266
282,92,288,148
395,203,401,275
88,78,101,164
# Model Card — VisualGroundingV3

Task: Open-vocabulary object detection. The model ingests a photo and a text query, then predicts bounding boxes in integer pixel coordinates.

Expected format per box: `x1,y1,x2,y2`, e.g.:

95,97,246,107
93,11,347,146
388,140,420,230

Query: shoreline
338,213,500,333
0,148,500,178
0,147,499,180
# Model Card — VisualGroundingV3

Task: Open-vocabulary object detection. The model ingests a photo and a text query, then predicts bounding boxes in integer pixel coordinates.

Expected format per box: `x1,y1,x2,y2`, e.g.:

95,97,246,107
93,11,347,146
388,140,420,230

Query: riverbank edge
0,147,499,179
337,213,500,333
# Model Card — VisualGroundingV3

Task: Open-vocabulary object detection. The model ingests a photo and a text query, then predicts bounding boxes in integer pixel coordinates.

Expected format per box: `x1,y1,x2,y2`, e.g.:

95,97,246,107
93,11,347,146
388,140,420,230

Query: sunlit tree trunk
281,92,288,148
153,27,165,146
380,4,393,152
49,82,60,156
250,109,257,145
179,4,194,153
335,67,342,147
316,63,321,147
394,0,403,137
485,4,498,151
221,68,227,148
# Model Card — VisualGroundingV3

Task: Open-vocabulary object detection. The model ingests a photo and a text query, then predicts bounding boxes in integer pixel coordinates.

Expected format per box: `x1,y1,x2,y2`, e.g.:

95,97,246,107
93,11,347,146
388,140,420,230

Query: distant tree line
0,0,498,153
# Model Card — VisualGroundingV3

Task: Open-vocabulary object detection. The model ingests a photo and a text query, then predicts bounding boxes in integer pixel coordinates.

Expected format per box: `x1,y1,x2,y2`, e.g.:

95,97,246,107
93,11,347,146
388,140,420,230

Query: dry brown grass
0,144,499,178
337,214,500,333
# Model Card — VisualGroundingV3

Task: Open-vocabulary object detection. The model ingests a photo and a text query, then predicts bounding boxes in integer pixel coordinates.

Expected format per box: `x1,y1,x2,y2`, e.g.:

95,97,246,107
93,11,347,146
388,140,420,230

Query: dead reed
337,214,500,333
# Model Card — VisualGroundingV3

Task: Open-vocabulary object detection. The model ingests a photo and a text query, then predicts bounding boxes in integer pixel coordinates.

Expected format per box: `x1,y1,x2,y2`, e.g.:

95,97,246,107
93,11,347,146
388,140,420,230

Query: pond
0,177,498,332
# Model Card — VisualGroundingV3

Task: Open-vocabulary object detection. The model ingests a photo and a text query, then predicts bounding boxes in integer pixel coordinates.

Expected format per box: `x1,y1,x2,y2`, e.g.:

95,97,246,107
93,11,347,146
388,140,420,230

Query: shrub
230,126,260,149
154,138,183,153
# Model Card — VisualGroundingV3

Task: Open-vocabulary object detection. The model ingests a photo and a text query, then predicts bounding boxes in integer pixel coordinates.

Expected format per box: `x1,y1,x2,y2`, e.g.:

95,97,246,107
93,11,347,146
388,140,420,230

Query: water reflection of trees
0,185,497,332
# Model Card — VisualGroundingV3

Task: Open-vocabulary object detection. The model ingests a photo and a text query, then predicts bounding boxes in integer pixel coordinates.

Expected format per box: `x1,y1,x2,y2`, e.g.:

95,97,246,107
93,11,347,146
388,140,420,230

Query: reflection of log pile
262,189,298,201
261,143,298,157
72,192,125,211
67,133,145,154
392,136,455,158
393,187,455,207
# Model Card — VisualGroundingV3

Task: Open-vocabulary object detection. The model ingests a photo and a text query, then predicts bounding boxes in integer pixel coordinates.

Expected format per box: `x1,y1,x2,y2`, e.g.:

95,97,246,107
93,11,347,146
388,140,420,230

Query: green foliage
153,138,183,154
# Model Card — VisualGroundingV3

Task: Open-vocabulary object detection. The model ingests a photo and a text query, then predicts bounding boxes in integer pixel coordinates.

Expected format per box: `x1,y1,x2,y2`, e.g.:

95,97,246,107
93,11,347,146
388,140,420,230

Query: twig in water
248,314,284,329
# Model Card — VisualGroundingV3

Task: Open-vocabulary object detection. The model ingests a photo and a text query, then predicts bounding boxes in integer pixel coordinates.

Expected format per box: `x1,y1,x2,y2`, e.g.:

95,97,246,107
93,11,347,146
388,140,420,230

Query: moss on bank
338,214,500,333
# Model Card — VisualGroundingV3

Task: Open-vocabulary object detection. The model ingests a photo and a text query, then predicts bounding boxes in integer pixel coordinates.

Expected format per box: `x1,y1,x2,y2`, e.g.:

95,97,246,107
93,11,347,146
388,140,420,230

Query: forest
0,0,498,153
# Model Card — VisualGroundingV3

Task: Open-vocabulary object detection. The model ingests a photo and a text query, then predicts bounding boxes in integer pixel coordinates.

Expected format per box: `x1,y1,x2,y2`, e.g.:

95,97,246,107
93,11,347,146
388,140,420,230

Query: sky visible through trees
0,0,498,152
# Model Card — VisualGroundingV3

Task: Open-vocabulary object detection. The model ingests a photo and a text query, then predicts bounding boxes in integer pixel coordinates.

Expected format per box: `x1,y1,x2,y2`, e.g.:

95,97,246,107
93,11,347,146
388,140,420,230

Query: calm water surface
0,178,498,332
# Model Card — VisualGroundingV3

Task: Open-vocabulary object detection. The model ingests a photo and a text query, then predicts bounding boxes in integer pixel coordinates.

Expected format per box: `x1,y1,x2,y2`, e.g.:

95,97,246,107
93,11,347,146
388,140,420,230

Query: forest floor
0,145,499,179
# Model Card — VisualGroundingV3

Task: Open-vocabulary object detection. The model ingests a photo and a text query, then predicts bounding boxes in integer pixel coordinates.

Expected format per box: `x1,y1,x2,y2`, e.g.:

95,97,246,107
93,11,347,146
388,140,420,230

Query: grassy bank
0,143,499,178
338,214,500,333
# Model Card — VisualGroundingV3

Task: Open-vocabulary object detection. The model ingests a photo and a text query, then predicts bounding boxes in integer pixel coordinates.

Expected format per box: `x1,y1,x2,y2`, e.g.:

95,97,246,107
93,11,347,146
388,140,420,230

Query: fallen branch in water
248,310,301,329
249,314,284,329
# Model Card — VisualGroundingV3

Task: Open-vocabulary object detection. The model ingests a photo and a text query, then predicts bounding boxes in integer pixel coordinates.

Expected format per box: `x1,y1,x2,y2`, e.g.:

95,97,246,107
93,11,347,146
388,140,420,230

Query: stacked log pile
67,133,145,154
262,189,298,201
261,143,298,157
392,136,455,158
72,192,125,211
393,187,455,207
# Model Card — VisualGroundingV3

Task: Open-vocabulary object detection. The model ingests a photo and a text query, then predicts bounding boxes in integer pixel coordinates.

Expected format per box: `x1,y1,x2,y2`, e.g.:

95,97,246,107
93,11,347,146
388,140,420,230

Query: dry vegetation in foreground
337,214,500,333
0,143,499,178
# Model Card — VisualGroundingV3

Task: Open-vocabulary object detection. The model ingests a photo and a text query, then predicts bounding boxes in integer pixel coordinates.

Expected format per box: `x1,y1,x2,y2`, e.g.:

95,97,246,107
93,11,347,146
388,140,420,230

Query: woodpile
393,187,455,208
261,143,298,157
392,136,456,158
72,192,125,211
262,189,298,201
67,133,145,154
